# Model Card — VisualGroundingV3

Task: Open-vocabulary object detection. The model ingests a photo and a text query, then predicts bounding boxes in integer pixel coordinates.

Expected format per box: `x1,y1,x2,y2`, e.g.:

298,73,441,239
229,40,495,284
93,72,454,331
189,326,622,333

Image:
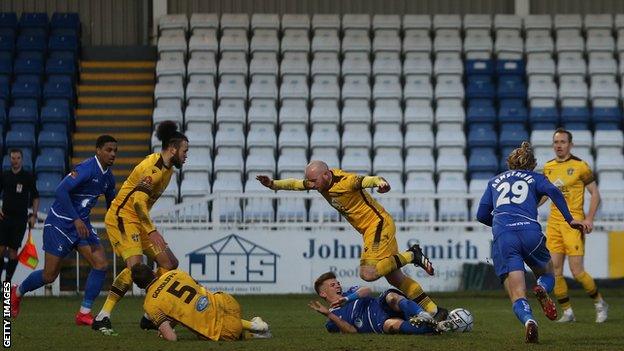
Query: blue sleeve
325,320,339,333
55,166,91,220
536,176,574,223
105,174,116,208
476,185,494,226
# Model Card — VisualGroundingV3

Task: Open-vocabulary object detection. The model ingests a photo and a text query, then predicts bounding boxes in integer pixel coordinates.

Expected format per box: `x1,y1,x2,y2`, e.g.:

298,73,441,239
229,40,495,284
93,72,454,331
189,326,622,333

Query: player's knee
93,260,108,271
42,271,59,284
385,292,400,305
359,271,377,282
571,268,585,277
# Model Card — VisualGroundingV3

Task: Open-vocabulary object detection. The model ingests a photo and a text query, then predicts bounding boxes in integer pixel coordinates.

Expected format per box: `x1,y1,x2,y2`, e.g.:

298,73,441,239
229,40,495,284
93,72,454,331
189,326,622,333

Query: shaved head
304,160,332,192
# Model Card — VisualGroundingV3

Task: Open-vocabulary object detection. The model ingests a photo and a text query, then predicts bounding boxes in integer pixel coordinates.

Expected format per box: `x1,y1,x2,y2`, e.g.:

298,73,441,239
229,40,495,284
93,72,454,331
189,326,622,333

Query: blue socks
399,321,433,334
512,298,534,325
82,268,107,309
537,273,555,293
18,270,45,296
398,298,424,320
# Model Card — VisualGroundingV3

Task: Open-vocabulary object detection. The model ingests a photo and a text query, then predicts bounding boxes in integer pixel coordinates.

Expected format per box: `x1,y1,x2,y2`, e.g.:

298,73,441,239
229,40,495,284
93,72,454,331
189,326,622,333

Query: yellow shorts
360,216,399,266
104,210,163,261
214,292,243,341
546,220,585,256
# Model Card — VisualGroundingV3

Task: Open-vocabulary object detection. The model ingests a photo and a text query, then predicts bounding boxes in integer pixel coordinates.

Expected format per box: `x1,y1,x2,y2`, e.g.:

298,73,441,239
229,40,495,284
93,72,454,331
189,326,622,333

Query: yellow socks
574,271,601,302
398,276,437,314
241,319,253,330
97,267,133,319
375,252,413,276
554,275,572,310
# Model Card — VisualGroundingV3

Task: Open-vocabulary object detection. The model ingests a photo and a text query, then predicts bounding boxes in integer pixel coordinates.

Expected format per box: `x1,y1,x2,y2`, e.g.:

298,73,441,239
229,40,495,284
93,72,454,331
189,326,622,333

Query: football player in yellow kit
543,128,607,323
257,160,447,321
131,263,271,341
93,121,189,334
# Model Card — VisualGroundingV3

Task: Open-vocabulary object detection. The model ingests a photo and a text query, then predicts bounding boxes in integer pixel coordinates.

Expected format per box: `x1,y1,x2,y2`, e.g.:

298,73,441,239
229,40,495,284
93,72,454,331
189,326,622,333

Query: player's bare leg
11,252,63,317
504,271,539,343
76,244,108,326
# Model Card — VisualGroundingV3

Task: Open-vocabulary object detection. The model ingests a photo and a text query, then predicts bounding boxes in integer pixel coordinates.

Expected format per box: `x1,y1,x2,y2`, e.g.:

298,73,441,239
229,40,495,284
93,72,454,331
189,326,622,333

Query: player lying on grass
11,135,118,325
476,142,590,344
131,263,272,341
308,272,452,335
258,161,447,321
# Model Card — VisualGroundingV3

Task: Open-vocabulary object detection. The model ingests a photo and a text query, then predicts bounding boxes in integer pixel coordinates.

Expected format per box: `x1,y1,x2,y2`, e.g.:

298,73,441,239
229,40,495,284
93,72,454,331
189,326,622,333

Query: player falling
92,121,188,335
257,160,446,321
476,142,589,343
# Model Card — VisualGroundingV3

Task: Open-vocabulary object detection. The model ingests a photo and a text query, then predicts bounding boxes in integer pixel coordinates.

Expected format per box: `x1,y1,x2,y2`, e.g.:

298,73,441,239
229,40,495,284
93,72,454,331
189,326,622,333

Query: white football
448,308,473,332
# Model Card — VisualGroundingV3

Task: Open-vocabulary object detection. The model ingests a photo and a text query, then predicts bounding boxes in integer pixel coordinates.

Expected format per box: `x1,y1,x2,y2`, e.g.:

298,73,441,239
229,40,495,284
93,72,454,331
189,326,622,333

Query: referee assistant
0,148,39,282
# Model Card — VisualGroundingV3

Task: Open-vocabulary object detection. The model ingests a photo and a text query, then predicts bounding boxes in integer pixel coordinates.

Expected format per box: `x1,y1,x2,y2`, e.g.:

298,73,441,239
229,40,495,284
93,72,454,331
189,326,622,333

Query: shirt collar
94,155,108,174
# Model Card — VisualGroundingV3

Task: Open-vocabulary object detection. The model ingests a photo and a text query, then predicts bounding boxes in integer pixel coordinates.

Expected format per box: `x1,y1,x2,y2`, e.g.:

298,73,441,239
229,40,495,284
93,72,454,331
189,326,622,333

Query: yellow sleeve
579,162,595,185
144,301,168,326
271,178,308,191
133,170,161,234
359,176,387,189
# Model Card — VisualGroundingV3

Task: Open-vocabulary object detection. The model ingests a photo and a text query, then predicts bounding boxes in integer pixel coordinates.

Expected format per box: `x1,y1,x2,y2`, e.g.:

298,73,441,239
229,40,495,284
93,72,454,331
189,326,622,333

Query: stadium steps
74,60,154,222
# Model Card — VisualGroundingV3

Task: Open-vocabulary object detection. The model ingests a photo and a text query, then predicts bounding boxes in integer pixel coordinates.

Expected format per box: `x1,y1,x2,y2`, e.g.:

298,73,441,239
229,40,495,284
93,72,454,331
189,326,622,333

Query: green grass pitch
8,289,624,351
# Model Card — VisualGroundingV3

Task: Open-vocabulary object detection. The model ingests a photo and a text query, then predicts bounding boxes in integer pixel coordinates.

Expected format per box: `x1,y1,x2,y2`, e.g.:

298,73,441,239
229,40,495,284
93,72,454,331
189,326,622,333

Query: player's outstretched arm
308,301,357,334
360,176,391,193
158,321,177,341
540,180,588,233
256,175,307,191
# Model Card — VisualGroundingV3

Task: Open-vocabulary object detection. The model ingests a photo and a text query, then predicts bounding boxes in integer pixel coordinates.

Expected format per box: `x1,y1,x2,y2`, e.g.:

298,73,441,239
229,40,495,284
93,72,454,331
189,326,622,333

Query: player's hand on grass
580,219,594,234
330,297,348,309
377,180,391,193
74,218,89,238
149,230,168,250
256,175,274,189
569,219,589,234
308,300,330,316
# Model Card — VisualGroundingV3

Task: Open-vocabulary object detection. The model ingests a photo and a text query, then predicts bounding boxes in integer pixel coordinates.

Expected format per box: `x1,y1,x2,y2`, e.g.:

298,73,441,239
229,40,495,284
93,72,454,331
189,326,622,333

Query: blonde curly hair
506,141,537,171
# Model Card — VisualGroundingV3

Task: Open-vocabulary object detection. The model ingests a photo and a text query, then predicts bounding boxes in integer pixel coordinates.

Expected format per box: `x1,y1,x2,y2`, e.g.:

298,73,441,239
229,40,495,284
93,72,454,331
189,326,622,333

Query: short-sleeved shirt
325,286,395,334
0,168,39,217
543,155,594,222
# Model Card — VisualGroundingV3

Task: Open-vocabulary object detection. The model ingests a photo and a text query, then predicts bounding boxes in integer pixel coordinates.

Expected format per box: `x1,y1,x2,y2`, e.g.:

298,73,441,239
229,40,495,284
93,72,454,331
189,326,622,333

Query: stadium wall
530,0,624,14
0,0,148,45
167,0,515,15
10,227,618,296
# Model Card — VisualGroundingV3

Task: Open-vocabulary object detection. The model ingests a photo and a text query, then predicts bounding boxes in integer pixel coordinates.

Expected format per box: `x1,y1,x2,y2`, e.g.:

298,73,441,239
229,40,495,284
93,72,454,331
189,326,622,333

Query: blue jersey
48,156,116,226
325,286,392,334
476,170,574,236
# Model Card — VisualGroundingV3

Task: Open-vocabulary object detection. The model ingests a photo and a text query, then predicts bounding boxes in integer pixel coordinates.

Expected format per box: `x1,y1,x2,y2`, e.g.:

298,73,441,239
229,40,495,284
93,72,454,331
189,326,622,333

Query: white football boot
557,308,576,323
595,300,608,323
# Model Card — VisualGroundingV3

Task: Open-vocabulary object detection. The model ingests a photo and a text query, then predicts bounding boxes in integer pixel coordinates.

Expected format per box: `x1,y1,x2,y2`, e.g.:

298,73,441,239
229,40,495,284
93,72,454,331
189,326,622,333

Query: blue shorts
491,230,551,279
42,216,100,258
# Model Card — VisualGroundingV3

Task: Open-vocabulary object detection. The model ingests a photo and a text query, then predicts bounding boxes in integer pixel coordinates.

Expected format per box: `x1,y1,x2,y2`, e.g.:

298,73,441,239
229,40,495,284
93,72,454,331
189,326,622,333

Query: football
448,308,474,332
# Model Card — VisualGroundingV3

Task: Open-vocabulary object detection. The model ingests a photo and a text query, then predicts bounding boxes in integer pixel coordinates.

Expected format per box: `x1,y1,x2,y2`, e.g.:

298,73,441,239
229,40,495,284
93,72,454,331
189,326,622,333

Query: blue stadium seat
0,34,14,54
499,125,528,148
529,107,558,130
592,107,621,128
496,60,525,77
2,149,33,172
499,98,525,108
498,105,528,124
43,81,73,105
465,59,494,77
0,107,6,125
45,57,75,81
48,34,78,57
10,123,35,135
38,130,67,153
15,50,44,61
469,148,499,176
35,148,66,175
11,80,40,104
19,13,49,30
561,107,589,130
8,106,37,127
471,172,496,180
44,98,71,111
16,34,47,53
36,172,62,197
0,56,11,76
0,13,18,30
467,76,495,100
51,13,80,35
40,106,70,132
466,105,496,124
468,98,494,108
13,57,43,76
497,76,527,100
5,130,35,155
468,124,497,148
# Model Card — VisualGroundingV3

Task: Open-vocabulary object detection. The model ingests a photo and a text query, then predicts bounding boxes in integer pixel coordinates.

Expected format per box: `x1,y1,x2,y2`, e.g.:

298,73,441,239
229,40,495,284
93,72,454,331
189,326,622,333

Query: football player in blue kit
11,135,118,326
476,142,589,344
309,271,444,335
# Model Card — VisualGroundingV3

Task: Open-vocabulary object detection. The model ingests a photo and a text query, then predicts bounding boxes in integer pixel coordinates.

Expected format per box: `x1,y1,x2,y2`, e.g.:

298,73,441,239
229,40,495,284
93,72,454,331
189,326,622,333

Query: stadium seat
437,172,468,221
341,148,371,174
342,123,371,151
35,148,65,175
38,130,67,153
468,148,499,177
243,179,274,222
405,172,435,221
36,172,62,197
281,29,310,53
468,124,497,148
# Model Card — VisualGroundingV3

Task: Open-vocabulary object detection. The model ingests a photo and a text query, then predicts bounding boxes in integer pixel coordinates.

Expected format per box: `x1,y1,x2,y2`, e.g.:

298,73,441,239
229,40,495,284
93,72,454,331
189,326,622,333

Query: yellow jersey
543,155,595,222
107,153,174,233
144,269,221,340
273,169,392,235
